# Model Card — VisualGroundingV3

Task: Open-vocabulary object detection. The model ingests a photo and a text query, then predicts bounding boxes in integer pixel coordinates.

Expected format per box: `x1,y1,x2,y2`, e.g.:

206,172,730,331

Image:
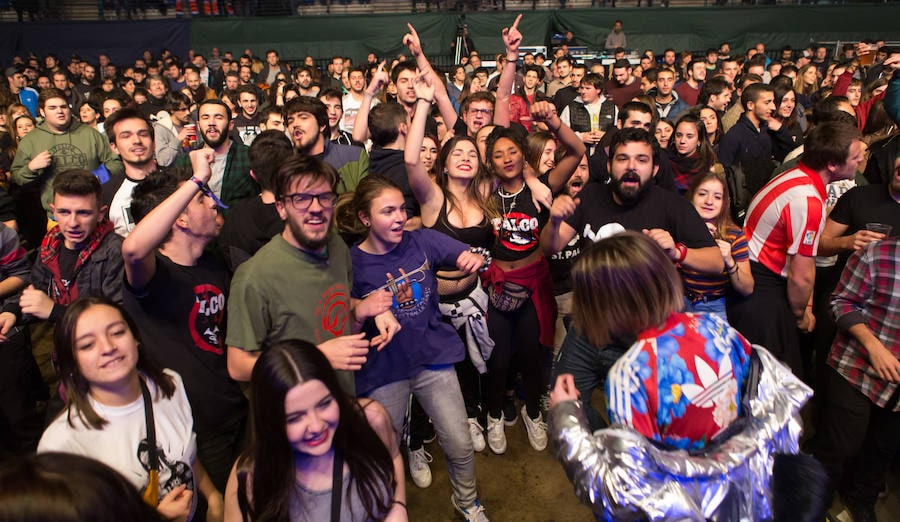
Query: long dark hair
54,297,175,430
435,134,495,221
236,340,395,522
668,113,717,183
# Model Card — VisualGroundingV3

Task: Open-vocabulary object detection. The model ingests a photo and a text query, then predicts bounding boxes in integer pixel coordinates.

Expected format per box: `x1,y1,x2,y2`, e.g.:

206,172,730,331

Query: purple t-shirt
351,229,469,395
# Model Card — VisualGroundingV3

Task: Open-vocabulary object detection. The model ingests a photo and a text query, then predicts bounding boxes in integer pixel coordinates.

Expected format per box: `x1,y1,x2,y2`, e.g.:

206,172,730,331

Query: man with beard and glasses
541,127,722,430
175,99,257,208
225,155,399,393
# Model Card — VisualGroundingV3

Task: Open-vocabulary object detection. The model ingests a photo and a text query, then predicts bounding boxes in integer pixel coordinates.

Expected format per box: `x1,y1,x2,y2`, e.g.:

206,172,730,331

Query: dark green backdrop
190,5,900,62
3,5,898,66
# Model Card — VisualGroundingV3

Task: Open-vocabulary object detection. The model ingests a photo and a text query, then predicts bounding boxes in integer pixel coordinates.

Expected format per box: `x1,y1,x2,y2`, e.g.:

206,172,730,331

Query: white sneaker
521,405,548,451
486,414,507,454
468,417,486,452
452,496,489,522
408,447,433,488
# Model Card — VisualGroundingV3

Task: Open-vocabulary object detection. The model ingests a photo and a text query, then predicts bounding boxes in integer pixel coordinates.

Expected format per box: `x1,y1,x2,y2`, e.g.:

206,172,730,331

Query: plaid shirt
828,237,900,411
176,140,258,207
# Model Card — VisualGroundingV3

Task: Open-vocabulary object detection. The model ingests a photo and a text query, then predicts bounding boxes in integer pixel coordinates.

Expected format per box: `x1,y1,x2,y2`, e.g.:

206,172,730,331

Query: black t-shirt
547,231,581,295
369,147,420,218
828,183,900,270
123,252,247,440
58,247,78,288
218,196,283,273
565,182,715,250
491,183,549,262
229,113,262,146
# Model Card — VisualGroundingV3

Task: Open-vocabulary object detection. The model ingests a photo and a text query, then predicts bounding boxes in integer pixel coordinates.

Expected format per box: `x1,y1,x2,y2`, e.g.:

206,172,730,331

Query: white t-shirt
341,93,378,133
38,370,198,513
110,177,140,237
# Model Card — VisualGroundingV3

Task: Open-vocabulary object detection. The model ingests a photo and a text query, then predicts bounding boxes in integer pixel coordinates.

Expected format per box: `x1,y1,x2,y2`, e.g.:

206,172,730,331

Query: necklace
498,185,524,216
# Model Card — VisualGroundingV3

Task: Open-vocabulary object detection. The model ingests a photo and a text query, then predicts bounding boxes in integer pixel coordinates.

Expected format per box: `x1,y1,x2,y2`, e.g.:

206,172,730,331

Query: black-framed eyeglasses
282,191,338,210
175,106,190,111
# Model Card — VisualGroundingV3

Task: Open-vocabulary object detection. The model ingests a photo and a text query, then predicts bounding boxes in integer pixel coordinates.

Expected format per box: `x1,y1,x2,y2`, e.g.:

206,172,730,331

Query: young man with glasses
153,91,193,167
225,155,399,393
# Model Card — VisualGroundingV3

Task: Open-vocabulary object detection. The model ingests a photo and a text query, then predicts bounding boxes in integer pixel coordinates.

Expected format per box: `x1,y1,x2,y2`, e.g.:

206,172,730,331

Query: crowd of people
0,12,898,522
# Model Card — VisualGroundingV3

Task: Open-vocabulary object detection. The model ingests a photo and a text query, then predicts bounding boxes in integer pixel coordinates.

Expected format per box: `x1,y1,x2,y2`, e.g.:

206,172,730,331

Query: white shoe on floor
468,417,486,452
521,405,548,451
486,414,507,455
408,447,433,488
452,496,489,522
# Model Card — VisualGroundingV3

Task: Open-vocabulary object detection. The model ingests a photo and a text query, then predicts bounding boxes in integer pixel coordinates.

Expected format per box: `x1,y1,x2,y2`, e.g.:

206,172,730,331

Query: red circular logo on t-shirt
189,283,226,354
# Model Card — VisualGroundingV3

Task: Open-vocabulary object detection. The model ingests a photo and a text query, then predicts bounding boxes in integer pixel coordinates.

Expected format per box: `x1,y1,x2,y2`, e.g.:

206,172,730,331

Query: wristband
416,97,433,104
726,263,738,275
391,500,407,510
674,243,688,264
506,53,519,62
190,176,229,210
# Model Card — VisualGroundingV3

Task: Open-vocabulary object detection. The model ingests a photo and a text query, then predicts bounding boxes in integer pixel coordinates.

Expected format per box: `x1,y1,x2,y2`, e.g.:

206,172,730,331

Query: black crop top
490,184,549,262
428,198,494,249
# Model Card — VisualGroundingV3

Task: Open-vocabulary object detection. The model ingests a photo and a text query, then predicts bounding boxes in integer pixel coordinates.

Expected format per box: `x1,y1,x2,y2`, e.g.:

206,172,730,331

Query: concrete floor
25,322,900,522
404,417,595,521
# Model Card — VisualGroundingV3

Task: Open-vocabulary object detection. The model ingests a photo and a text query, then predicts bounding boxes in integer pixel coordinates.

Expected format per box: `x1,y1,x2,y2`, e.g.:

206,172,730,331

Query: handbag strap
140,378,158,475
330,450,343,522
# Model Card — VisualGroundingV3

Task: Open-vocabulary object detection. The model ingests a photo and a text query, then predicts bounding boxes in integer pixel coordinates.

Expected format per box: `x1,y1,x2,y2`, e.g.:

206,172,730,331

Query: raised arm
532,101,586,193
405,71,443,218
122,149,213,290
494,14,523,128
883,52,900,125
404,23,459,134
352,61,389,144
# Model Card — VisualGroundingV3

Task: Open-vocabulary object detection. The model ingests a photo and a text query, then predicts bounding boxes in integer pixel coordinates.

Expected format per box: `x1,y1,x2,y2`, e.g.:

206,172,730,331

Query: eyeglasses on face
282,191,338,210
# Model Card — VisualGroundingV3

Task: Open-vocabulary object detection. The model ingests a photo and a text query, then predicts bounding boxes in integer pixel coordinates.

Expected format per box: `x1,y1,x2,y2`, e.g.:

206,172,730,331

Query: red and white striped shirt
743,163,827,277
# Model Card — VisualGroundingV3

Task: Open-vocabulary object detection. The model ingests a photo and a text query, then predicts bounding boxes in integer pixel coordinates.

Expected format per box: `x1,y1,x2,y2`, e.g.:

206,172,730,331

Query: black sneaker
502,396,517,426
422,421,437,444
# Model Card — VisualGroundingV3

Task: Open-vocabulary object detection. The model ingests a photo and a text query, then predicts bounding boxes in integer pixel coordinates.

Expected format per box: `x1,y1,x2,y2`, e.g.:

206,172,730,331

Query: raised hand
413,70,435,103
502,14,523,55
403,23,423,57
549,194,579,223
367,61,390,96
530,101,560,128
189,149,215,183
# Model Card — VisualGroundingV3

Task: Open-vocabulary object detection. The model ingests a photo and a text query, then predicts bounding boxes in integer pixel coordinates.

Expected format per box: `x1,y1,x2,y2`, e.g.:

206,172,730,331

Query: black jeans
809,366,900,508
